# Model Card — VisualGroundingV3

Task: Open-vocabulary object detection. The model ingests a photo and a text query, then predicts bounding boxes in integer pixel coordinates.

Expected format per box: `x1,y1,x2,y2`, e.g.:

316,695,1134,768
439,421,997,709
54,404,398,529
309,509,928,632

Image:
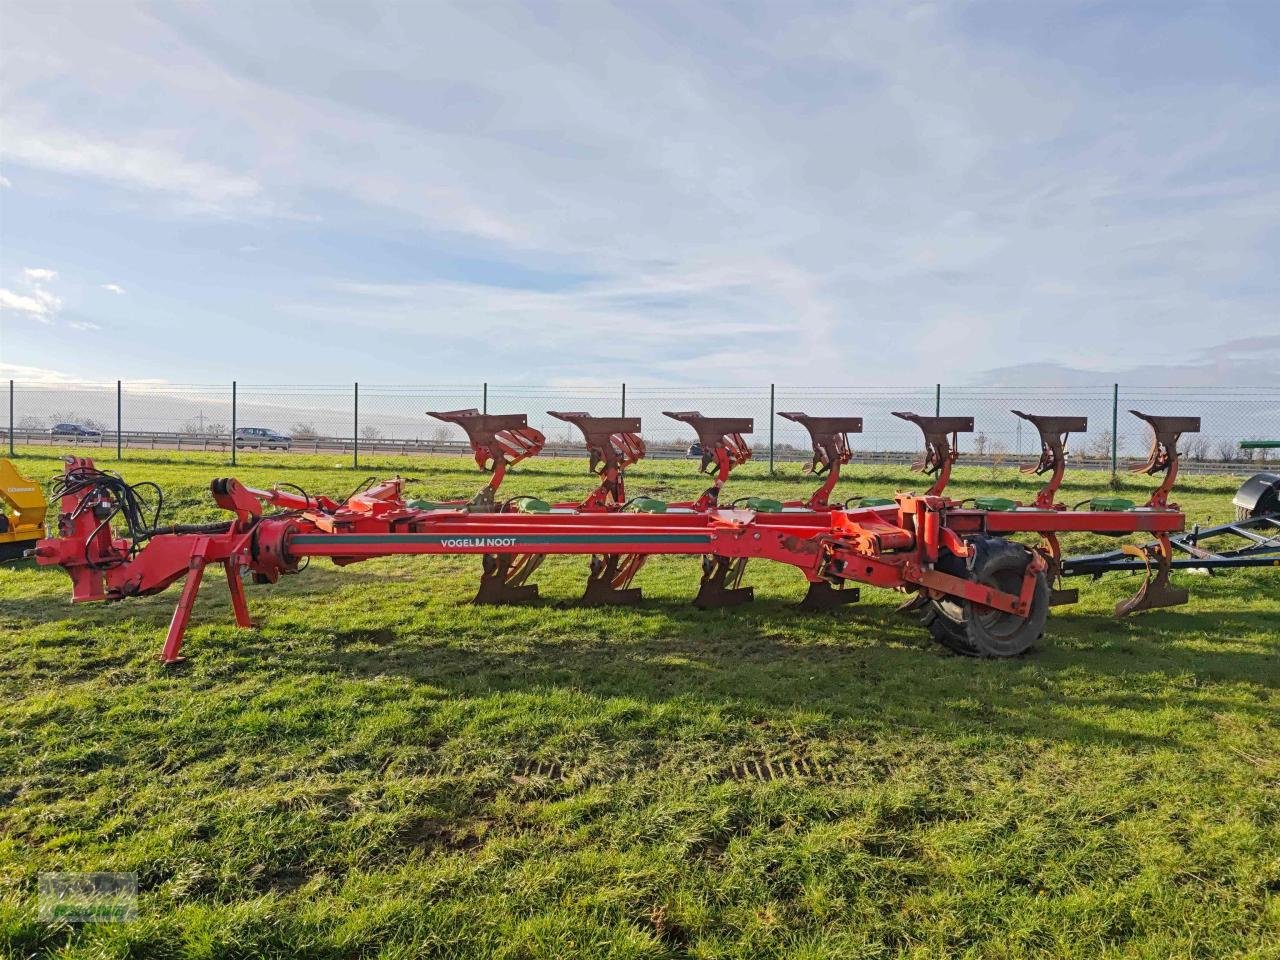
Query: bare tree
1089,430,1114,460
1184,437,1210,462
1214,438,1240,463
290,423,319,439
360,425,382,441
989,440,1008,478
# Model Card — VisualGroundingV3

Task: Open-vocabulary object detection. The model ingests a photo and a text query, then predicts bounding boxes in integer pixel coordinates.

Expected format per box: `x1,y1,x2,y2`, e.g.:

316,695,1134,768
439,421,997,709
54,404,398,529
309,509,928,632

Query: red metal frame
34,410,1199,664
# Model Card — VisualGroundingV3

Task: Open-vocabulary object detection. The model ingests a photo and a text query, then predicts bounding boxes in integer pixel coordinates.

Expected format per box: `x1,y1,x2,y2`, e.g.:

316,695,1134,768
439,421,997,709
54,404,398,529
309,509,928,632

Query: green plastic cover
627,497,668,513
511,497,552,514
1090,497,1136,512
974,496,1018,512
857,497,896,507
746,497,784,513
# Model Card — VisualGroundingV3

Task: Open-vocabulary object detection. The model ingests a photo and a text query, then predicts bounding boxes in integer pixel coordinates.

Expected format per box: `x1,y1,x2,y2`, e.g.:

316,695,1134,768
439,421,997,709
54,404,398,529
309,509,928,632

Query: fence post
482,382,488,415
1110,383,1119,480
7,380,12,456
231,381,237,466
353,382,360,469
116,380,122,460
935,383,941,416
621,382,626,417
768,383,775,474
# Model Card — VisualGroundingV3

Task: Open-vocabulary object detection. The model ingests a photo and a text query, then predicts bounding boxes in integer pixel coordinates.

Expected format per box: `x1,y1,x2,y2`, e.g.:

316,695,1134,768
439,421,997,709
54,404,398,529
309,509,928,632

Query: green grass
2,447,1278,959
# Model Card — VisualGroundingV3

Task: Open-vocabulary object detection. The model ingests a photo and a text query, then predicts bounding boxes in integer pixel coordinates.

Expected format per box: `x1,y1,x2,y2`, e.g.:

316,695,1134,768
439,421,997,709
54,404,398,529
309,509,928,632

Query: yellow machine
0,459,46,560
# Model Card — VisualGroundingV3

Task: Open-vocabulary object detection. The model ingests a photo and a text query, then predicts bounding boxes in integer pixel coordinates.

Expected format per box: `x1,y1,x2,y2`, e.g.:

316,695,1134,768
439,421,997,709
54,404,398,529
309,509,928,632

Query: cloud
0,361,92,383
972,336,1280,388
69,320,101,331
0,114,270,216
316,255,836,385
101,283,126,294
1,266,64,322
0,287,55,320
0,174,10,188
0,2,1277,384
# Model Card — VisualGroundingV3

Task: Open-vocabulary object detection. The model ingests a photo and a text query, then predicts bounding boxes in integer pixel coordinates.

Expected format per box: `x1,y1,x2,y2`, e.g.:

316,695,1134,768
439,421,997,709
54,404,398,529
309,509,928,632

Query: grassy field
1,447,1277,959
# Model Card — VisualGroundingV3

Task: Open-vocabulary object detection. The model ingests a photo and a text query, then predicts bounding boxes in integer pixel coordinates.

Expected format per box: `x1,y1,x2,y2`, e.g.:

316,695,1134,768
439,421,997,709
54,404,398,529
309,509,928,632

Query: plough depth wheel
920,536,1050,658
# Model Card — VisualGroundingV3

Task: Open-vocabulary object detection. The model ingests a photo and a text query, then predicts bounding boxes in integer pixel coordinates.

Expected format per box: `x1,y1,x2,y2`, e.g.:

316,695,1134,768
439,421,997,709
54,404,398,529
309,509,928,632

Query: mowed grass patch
1,449,1278,958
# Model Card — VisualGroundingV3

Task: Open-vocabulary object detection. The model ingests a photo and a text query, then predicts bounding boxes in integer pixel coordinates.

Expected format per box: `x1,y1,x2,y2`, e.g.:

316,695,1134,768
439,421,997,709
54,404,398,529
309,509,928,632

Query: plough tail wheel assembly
32,407,1267,666
920,537,1050,658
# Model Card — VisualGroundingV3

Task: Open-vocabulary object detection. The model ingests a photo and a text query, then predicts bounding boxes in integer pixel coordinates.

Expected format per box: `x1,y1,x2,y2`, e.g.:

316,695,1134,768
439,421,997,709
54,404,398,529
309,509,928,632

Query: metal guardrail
8,428,1270,475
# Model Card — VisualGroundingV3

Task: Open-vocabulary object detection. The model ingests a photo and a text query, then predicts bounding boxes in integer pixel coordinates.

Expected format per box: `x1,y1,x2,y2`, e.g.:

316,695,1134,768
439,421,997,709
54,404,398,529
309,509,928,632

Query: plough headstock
777,412,863,509
1011,411,1088,509
892,413,974,496
547,411,646,509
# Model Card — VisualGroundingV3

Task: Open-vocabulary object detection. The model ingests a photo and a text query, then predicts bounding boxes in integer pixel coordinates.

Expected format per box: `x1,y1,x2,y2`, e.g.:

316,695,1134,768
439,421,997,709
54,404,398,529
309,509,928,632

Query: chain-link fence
7,380,1278,473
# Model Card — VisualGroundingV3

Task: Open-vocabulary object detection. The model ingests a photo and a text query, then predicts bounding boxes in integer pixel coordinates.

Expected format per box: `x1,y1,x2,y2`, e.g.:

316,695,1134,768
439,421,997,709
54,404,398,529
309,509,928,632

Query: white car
234,427,292,450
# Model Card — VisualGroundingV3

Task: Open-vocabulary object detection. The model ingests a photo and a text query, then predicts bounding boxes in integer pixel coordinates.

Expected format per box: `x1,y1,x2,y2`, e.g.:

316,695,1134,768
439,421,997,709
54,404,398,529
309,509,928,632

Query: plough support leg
160,541,211,664
694,555,753,609
224,560,253,628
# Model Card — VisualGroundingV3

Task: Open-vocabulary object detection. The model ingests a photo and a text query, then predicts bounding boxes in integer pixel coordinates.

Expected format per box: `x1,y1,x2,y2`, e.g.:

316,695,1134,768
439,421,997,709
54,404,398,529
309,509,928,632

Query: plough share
33,408,1226,664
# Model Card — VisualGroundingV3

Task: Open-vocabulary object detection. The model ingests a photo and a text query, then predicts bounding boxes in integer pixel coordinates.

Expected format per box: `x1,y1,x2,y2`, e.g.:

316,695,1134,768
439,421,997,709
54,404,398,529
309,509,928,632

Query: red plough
33,409,1206,664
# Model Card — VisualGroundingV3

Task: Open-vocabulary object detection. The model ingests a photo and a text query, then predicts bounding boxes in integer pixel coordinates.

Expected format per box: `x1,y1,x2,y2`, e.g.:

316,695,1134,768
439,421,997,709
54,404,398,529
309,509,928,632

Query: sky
0,0,1277,388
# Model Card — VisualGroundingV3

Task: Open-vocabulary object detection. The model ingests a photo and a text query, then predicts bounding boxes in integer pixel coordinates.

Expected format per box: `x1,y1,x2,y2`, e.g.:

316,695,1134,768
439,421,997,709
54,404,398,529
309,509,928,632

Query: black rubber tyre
920,536,1050,658
921,602,979,655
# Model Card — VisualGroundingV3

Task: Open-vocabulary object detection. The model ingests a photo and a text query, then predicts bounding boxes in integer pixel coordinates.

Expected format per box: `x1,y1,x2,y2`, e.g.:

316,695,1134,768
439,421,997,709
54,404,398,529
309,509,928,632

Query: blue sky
1,0,1276,387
